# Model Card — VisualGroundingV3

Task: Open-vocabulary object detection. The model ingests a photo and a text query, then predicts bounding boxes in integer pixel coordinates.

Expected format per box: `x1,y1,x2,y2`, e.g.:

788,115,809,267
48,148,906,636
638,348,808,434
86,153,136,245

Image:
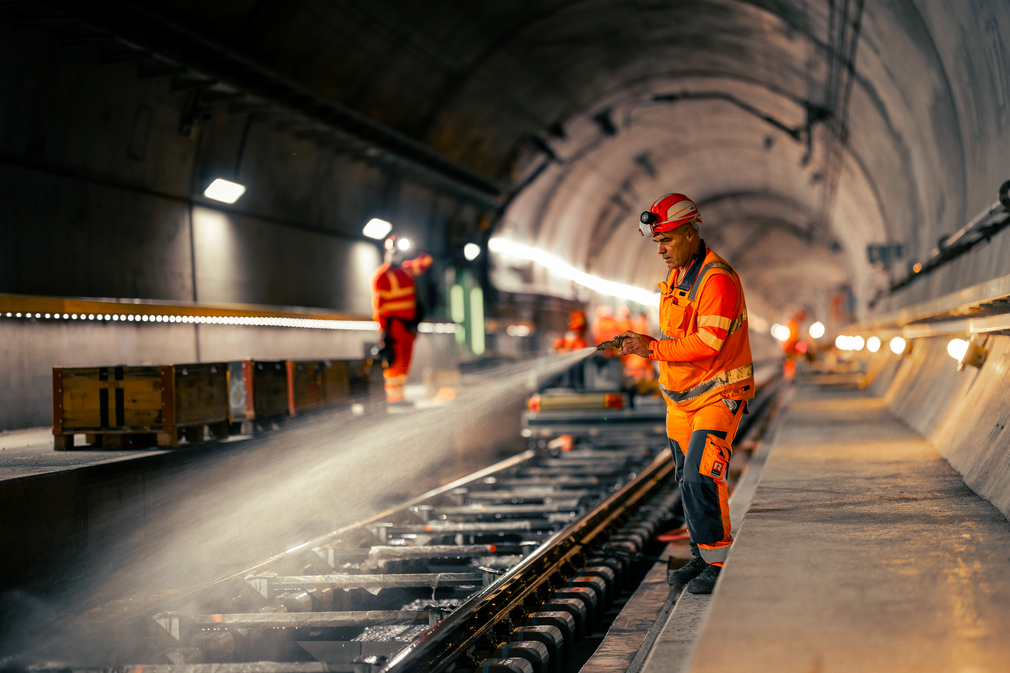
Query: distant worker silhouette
781,309,807,381
371,235,432,404
554,310,588,352
617,193,755,594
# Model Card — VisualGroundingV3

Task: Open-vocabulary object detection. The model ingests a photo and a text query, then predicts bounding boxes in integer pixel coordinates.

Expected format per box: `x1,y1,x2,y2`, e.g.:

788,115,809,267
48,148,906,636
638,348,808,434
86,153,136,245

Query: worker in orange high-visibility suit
619,193,754,595
554,310,588,352
781,309,806,381
615,306,649,381
371,236,433,404
592,306,622,357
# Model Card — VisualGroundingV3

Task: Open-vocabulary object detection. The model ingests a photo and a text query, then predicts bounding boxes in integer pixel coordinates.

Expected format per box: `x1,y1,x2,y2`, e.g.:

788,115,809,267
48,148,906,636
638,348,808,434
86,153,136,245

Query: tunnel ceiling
33,0,1003,324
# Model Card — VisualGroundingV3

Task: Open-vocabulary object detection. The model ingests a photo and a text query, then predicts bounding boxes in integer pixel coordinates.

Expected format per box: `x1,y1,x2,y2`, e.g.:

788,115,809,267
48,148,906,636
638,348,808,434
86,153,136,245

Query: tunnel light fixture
0,309,466,334
488,237,659,306
808,321,825,339
835,335,865,351
463,243,481,261
866,336,881,353
397,237,411,251
203,178,247,204
947,338,969,362
417,322,462,334
363,218,393,240
889,337,907,355
770,323,791,341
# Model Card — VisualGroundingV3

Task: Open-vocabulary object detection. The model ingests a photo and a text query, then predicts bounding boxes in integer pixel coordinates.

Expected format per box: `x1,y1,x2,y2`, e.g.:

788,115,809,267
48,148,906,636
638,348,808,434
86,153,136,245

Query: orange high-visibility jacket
372,264,417,330
648,244,754,411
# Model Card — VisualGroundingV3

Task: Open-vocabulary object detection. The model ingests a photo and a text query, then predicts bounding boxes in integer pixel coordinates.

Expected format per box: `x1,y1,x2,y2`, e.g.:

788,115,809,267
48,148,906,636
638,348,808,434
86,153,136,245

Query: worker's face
653,225,696,270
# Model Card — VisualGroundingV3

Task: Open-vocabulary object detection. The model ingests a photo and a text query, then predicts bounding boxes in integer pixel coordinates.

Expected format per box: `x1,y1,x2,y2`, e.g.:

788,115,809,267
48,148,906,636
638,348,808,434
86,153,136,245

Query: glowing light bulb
947,338,969,362
867,336,881,353
397,237,411,251
463,243,481,261
808,321,825,339
770,323,791,341
889,337,906,355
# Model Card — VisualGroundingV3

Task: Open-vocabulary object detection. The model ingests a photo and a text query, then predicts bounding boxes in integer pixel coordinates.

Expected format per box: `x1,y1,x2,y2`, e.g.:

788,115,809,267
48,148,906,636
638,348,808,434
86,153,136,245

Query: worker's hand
618,331,652,358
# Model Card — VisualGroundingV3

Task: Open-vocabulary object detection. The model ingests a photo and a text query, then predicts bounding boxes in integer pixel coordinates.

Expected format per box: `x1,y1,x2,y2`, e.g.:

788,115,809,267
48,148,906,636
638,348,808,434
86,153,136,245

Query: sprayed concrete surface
683,384,1010,673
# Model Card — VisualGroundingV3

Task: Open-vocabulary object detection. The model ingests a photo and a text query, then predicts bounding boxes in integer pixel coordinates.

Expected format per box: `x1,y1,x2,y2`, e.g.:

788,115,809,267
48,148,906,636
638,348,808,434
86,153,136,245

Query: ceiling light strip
0,311,460,334
488,237,660,307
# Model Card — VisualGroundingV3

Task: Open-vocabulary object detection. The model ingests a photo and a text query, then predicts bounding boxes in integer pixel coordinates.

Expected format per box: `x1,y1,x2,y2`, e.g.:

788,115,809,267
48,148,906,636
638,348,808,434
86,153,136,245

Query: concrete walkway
0,426,168,481
647,385,1010,673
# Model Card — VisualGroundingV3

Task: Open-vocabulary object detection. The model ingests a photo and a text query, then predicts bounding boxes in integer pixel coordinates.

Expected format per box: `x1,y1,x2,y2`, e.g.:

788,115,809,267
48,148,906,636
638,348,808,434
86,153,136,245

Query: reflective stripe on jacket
649,243,755,411
371,263,418,330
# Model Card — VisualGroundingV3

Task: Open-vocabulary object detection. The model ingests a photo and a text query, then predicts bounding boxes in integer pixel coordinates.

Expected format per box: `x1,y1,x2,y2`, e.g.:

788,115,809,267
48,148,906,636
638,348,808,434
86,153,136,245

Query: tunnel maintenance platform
631,378,1010,673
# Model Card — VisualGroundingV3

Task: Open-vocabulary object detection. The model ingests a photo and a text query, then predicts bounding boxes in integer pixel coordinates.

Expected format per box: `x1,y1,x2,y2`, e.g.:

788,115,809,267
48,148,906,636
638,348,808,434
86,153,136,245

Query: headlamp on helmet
638,193,701,236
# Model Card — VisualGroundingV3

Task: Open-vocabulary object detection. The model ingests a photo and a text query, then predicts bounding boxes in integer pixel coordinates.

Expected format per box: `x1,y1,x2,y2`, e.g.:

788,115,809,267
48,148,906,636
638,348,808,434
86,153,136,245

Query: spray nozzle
595,335,625,351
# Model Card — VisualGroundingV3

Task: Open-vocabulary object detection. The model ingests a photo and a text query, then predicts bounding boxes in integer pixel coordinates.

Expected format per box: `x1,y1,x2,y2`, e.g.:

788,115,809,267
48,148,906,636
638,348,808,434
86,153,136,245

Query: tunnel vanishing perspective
2,1,1010,671
0,0,1007,392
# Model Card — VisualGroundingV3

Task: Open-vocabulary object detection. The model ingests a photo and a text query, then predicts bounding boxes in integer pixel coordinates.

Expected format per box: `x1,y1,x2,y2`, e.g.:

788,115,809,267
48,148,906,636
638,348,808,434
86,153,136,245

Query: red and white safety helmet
639,193,701,236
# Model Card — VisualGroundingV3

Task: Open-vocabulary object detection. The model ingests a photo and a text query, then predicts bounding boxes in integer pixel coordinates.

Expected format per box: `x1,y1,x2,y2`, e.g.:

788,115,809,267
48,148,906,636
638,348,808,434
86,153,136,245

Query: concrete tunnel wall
0,14,483,431
877,336,1010,521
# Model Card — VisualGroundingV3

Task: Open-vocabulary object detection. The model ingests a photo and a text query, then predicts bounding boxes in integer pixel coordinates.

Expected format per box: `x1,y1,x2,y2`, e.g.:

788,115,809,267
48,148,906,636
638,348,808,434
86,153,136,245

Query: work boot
667,555,706,586
686,563,721,594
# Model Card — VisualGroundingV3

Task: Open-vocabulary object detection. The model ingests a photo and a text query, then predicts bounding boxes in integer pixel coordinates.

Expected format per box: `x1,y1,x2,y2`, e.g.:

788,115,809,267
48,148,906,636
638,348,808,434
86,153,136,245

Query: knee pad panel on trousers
679,429,731,545
681,429,728,483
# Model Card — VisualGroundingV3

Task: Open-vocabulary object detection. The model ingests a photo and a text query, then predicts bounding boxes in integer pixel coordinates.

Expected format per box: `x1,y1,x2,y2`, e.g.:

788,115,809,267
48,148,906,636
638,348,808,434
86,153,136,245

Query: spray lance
595,335,626,352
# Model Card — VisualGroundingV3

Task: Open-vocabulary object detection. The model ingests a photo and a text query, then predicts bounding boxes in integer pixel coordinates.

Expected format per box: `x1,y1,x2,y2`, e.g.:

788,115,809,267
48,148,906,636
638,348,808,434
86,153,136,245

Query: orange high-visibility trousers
667,398,744,565
382,319,416,403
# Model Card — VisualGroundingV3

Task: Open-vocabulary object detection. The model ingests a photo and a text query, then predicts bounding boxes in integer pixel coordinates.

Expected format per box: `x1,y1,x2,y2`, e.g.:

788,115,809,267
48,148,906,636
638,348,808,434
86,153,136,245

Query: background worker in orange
554,310,589,352
781,308,806,381
371,236,433,404
618,193,754,594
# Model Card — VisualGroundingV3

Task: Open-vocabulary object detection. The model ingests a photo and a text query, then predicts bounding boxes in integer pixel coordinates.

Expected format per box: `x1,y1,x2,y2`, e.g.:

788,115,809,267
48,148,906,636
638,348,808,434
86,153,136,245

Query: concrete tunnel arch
0,0,1007,427
487,0,983,338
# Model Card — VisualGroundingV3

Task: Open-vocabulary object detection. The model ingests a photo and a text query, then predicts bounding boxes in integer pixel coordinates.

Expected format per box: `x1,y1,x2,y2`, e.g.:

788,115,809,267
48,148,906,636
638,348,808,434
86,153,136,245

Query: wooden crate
249,360,293,420
53,364,229,449
351,359,383,399
321,360,351,404
288,361,324,415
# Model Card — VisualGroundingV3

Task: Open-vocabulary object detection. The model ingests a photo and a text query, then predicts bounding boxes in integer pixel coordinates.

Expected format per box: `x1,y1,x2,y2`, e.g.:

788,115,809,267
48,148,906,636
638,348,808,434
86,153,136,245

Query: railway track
22,372,780,673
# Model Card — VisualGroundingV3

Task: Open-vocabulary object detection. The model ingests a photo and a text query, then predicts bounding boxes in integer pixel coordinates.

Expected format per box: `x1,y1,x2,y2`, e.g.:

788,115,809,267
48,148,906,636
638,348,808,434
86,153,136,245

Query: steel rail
381,451,675,673
14,376,784,672
24,449,538,661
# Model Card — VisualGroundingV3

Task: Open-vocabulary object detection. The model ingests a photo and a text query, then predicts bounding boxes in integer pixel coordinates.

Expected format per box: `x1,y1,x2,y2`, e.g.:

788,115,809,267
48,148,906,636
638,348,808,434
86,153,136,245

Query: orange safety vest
654,245,754,411
371,263,419,329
